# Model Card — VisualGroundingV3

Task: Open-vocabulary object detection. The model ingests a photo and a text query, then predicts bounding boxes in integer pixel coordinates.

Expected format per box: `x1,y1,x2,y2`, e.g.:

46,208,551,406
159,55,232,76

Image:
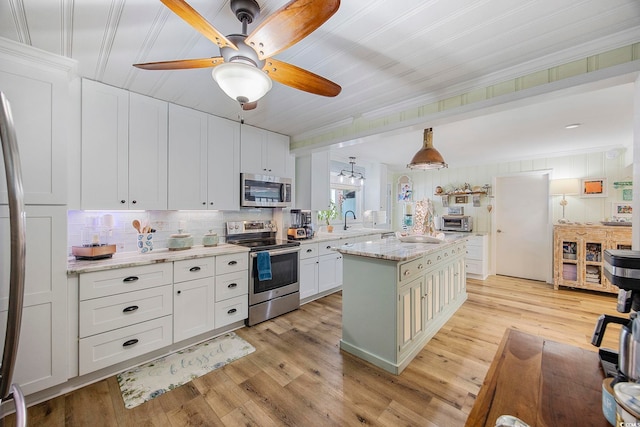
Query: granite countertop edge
335,235,469,262
67,244,250,275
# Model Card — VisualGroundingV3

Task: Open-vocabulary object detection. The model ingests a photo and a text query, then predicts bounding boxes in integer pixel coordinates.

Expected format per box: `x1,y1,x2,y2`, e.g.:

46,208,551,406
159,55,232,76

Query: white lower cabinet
0,206,68,395
300,257,319,300
78,263,174,375
173,276,215,343
77,253,249,376
398,276,425,356
466,234,488,279
318,253,343,293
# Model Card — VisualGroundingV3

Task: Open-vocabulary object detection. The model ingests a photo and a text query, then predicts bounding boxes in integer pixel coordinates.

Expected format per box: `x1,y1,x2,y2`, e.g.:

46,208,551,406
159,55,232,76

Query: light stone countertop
298,228,390,244
67,244,249,275
335,234,469,262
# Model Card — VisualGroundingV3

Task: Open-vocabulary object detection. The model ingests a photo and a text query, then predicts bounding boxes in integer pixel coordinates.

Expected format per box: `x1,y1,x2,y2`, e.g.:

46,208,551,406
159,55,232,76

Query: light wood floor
7,276,622,426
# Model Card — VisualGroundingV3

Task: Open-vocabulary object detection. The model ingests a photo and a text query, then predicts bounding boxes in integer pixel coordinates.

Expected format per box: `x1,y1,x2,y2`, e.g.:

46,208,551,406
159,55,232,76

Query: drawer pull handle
177,290,181,295
123,276,139,283
427,260,432,265
326,245,332,249
306,249,313,253
228,260,237,266
227,308,237,314
437,256,441,260
418,264,423,270
228,283,238,288
404,271,411,276
123,339,139,348
189,266,201,272
445,253,449,257
122,305,139,313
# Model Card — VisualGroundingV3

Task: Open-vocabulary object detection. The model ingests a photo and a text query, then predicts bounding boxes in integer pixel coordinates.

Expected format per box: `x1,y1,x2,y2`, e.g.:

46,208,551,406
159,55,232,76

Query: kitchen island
336,234,468,374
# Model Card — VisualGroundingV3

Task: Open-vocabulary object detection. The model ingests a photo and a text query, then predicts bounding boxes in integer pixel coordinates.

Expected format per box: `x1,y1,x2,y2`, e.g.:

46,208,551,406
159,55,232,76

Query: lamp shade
550,178,580,195
212,62,272,103
407,128,448,170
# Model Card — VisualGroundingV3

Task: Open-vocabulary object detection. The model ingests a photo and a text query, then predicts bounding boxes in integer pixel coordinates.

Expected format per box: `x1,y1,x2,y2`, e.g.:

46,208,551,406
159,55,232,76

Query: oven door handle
250,247,300,258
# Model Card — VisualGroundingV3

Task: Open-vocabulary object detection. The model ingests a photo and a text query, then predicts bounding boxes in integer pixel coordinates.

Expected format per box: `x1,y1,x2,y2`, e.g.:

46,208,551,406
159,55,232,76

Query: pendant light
407,128,448,170
337,157,365,185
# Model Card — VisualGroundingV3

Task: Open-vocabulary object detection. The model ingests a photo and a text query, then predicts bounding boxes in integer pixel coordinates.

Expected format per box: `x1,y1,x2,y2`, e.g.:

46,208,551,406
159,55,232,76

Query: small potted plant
317,201,338,232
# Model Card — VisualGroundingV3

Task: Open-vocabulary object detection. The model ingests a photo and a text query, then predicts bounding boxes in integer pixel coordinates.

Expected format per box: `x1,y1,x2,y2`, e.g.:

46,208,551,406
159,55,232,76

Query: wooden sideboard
466,328,608,426
553,224,631,294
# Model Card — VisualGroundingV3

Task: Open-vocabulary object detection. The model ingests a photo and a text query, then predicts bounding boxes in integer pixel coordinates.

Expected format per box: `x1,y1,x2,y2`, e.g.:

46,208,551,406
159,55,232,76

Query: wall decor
612,202,632,218
397,175,413,202
581,178,607,197
473,195,481,207
623,188,633,201
454,195,468,204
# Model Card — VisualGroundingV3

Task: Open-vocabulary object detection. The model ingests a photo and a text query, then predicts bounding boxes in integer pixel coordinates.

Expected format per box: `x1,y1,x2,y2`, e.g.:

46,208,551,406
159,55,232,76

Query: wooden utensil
132,219,141,233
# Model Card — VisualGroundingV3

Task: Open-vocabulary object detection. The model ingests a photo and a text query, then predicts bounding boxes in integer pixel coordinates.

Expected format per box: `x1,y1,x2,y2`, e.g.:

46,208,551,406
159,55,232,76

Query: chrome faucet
344,210,356,230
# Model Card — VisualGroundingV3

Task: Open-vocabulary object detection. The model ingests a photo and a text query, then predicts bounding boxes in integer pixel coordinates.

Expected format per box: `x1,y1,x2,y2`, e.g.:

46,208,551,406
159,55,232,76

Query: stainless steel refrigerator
0,92,28,426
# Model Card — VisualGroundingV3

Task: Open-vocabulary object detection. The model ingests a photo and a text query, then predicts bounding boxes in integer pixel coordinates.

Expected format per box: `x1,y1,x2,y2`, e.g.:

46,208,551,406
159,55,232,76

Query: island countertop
335,233,470,262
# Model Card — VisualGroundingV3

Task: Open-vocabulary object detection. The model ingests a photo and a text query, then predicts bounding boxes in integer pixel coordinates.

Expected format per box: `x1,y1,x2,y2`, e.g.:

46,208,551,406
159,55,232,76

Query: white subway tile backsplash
67,209,272,255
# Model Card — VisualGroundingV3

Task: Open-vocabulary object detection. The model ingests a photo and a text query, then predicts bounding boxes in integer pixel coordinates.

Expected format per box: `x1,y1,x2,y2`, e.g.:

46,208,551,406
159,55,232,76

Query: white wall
390,149,632,233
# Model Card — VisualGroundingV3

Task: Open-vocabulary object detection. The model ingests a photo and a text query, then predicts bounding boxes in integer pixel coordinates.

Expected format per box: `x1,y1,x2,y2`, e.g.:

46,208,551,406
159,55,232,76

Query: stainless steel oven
226,220,300,326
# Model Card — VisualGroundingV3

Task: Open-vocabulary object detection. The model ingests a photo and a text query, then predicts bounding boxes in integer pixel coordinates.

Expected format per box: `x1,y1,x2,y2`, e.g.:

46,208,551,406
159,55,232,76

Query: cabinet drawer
465,259,482,274
79,284,173,338
466,245,483,260
300,243,319,259
216,253,248,275
399,256,426,283
215,271,248,302
214,295,248,328
80,263,173,300
174,257,215,283
319,239,356,256
78,315,172,375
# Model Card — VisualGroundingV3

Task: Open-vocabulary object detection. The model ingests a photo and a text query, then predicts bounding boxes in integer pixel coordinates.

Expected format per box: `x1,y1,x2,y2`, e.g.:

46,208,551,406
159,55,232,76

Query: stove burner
229,238,299,252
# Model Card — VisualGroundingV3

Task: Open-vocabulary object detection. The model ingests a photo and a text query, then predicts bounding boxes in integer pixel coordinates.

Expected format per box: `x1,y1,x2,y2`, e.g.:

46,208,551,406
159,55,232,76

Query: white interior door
495,172,550,281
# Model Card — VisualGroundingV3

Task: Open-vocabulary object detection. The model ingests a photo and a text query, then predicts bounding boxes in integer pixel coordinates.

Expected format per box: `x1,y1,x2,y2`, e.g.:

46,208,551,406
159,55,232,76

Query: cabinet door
240,124,265,174
265,131,289,177
128,93,168,210
318,253,343,292
398,276,425,355
0,44,71,205
168,104,208,210
173,277,214,342
208,115,240,210
0,206,67,395
81,79,129,209
300,257,319,300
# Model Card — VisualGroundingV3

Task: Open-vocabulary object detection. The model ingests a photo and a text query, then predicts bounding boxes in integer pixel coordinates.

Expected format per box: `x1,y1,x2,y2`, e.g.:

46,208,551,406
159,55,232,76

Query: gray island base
336,236,468,374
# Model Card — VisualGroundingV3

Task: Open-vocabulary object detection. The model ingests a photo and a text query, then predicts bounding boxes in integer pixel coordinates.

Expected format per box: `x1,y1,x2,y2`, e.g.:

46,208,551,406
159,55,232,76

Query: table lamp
550,178,580,223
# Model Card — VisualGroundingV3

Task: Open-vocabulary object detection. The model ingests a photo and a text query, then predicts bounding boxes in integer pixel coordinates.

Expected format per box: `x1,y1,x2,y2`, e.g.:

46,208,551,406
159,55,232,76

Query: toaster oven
441,215,473,232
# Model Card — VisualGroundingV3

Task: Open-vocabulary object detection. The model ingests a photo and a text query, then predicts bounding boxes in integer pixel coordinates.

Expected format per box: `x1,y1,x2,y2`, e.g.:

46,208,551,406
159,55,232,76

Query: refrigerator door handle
0,92,27,424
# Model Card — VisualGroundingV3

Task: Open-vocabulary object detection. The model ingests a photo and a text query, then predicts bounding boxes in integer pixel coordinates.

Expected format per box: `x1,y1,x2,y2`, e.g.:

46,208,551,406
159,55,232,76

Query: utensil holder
137,233,153,253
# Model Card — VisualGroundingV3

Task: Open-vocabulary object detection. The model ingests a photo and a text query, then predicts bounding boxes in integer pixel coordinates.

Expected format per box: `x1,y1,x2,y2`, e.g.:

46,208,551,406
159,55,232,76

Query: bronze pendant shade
407,128,448,170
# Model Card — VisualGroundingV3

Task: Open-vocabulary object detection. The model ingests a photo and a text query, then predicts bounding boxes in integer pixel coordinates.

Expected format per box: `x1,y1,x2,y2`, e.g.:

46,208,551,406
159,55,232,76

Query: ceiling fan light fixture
212,62,272,103
407,128,448,170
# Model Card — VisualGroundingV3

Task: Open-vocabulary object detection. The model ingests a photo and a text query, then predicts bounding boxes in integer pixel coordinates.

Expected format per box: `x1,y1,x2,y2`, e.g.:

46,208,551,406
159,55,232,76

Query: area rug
117,332,255,409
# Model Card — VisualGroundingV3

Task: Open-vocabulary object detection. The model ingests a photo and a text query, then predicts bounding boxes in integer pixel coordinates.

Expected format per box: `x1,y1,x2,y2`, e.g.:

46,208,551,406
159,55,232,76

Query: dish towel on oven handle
257,251,272,281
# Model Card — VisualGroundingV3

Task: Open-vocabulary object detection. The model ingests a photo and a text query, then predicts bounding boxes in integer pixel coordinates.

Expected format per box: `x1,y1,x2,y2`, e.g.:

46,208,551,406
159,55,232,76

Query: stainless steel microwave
441,215,473,232
241,173,292,208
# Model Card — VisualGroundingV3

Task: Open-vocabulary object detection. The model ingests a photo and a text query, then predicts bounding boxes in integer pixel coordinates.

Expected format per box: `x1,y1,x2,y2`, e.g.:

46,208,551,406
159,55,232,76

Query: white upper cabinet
128,93,168,210
81,80,168,210
0,39,73,205
208,114,240,210
240,125,290,177
168,104,240,210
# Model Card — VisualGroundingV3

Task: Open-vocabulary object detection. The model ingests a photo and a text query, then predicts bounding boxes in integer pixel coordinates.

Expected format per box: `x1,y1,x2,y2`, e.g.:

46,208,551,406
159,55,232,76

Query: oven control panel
226,220,278,235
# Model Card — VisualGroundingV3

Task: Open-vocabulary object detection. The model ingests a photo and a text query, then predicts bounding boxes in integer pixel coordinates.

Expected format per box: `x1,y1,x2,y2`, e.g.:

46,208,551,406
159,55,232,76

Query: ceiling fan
134,0,342,110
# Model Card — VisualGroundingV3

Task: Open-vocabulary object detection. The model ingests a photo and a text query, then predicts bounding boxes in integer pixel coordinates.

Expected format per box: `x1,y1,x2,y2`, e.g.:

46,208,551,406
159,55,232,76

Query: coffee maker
591,250,640,383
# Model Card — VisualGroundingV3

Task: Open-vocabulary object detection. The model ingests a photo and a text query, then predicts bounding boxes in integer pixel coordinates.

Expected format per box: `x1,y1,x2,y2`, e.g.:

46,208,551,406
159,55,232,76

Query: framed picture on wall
581,178,607,197
612,202,632,218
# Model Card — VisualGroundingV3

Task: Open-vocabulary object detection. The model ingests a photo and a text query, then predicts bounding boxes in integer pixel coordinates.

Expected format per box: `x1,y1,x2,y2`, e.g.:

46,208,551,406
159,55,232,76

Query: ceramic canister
602,377,616,426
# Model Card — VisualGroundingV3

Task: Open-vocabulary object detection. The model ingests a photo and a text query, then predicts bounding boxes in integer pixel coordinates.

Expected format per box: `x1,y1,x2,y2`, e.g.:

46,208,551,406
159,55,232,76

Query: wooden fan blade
160,0,237,50
264,58,341,97
242,101,258,111
246,0,340,60
134,57,224,70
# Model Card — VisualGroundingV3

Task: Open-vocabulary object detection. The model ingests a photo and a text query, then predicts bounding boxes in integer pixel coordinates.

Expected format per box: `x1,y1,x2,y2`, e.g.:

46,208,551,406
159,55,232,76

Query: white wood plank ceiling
1,0,639,168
